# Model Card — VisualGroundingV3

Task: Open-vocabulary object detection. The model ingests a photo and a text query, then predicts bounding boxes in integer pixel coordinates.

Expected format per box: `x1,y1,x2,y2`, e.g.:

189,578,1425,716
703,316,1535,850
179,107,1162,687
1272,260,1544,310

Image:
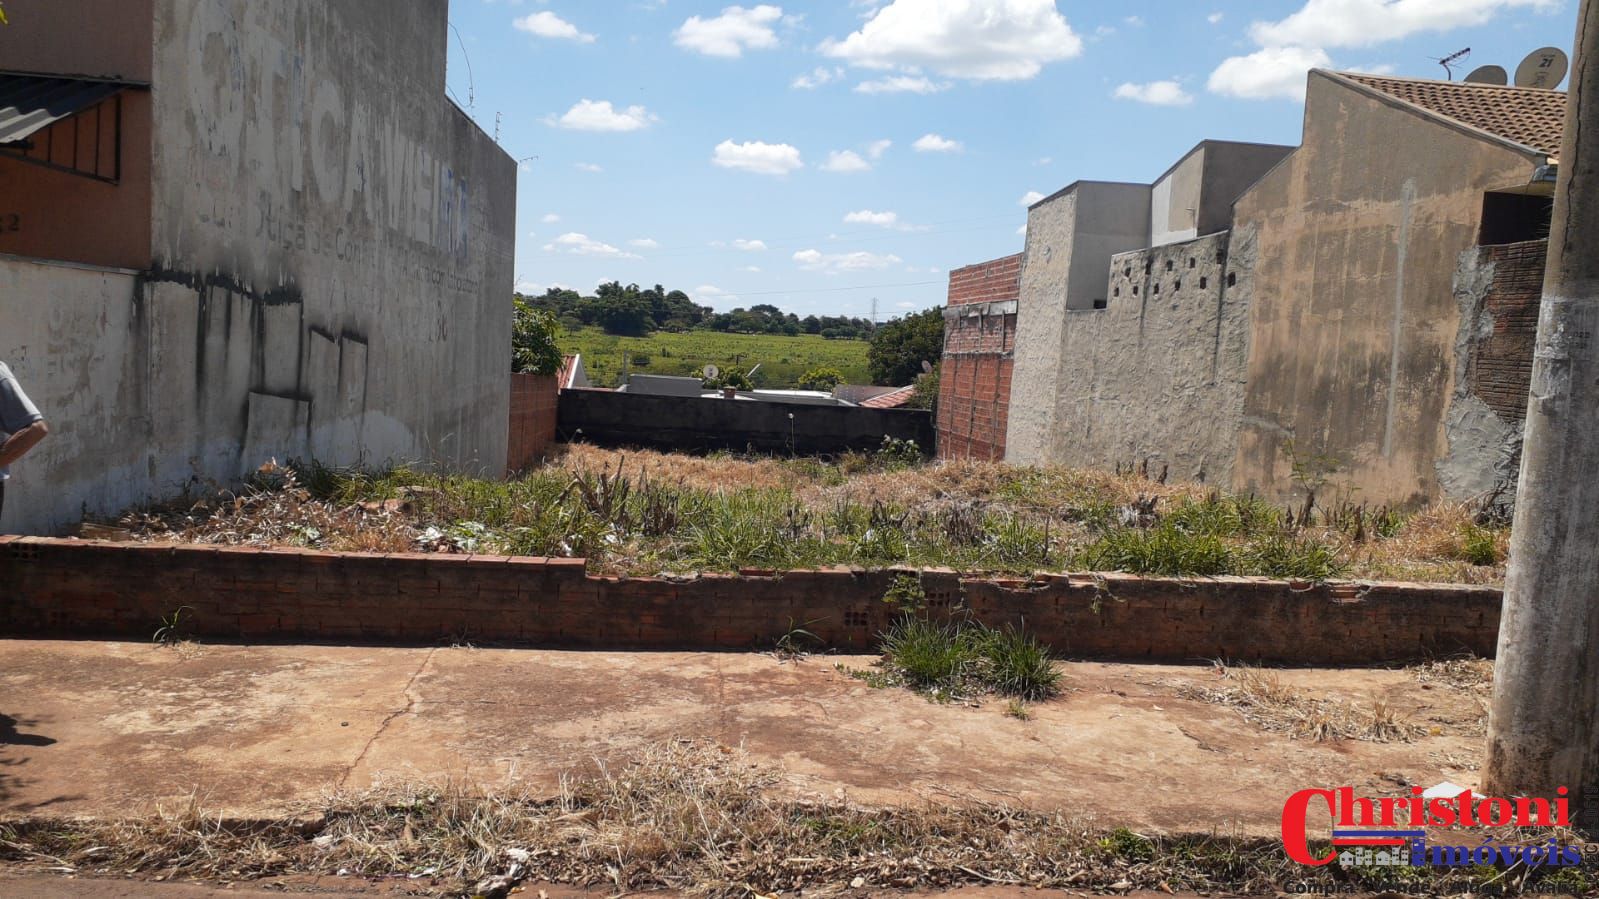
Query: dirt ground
0,640,1487,836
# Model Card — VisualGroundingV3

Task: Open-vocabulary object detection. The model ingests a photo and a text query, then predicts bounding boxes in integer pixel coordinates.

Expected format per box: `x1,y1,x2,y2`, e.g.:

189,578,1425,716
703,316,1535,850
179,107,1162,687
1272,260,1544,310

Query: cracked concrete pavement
0,640,1487,835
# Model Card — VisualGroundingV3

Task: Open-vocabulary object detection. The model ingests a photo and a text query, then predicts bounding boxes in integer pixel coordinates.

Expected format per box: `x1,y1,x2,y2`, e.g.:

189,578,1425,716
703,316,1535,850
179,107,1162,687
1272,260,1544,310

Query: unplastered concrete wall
1230,71,1540,506
1041,230,1248,483
0,0,516,535
1006,182,1151,464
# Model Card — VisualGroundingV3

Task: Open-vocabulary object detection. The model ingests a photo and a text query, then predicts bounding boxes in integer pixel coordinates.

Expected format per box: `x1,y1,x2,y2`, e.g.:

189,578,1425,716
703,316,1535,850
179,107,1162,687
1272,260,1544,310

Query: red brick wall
0,536,1501,664
508,373,558,474
1470,240,1546,422
938,254,1022,461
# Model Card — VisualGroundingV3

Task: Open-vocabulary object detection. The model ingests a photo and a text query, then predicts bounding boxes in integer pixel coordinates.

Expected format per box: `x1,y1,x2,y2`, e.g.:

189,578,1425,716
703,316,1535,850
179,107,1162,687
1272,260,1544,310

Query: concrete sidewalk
0,640,1485,834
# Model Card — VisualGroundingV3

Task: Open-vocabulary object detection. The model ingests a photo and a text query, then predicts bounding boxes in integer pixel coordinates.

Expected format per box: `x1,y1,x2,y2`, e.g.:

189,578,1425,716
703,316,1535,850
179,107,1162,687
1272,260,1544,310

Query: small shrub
1238,533,1347,581
879,617,969,690
1457,523,1503,566
972,625,1061,700
872,435,923,470
882,574,927,613
1076,523,1234,576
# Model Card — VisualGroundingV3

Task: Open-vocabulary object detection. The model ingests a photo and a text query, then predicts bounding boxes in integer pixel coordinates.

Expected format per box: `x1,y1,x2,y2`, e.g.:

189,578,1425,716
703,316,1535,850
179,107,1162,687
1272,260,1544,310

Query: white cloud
913,133,962,153
896,301,916,309
867,139,892,159
821,0,1082,81
543,232,640,259
740,265,763,272
732,238,768,251
575,162,605,172
1207,46,1331,100
1035,156,1052,166
693,284,737,303
793,66,844,88
712,139,803,175
844,209,900,228
1207,0,1550,103
1249,0,1554,50
793,248,904,273
1113,80,1194,106
675,4,784,57
1124,15,1144,26
513,11,597,43
1016,223,1027,235
1018,190,1045,206
1208,12,1224,24
821,150,871,173
545,99,657,132
541,213,562,224
854,75,949,94
629,238,660,249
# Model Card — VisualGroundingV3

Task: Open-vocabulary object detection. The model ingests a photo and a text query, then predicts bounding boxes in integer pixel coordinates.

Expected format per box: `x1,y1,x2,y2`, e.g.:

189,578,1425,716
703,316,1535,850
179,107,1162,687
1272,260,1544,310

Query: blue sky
445,0,1576,319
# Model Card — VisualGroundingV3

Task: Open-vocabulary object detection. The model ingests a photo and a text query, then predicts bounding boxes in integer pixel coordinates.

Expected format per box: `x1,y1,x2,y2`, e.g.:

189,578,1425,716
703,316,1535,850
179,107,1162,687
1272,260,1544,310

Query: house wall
1039,230,1248,483
938,254,1021,460
1229,72,1541,505
1150,148,1204,247
1196,142,1295,237
0,0,516,535
0,0,154,80
507,373,558,474
1438,239,1547,499
0,92,154,269
1006,182,1152,464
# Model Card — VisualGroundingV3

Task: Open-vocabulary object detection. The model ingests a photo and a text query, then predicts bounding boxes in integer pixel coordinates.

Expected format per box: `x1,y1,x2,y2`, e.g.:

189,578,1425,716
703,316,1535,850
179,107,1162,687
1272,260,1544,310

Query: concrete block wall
1031,230,1249,484
938,254,1022,461
508,374,559,474
558,389,935,456
0,536,1501,664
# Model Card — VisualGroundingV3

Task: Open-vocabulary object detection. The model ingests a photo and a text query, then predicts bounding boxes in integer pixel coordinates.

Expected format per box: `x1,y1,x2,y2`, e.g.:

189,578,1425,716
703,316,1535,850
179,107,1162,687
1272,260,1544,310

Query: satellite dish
703,364,719,380
1514,47,1569,89
1465,65,1509,86
921,360,934,374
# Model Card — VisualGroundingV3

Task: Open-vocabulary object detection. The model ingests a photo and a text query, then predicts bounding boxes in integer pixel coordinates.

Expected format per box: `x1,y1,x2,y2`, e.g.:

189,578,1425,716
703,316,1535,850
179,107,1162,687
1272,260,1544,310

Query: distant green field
559,327,872,389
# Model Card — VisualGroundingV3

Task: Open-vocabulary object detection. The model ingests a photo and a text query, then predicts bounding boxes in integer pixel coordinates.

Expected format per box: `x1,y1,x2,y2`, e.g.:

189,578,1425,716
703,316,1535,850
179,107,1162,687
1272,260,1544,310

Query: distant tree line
520,282,878,339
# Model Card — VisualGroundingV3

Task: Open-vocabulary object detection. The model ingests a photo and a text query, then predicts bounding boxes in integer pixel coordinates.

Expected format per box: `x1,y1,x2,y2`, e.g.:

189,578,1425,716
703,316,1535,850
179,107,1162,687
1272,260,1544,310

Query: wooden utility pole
1484,0,1599,825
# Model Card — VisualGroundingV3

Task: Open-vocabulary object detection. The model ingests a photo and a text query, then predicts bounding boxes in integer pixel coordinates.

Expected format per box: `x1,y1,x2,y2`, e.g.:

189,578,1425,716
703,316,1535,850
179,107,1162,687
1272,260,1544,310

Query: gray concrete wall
1230,71,1540,506
558,390,935,456
1196,142,1295,237
1006,182,1151,465
1041,230,1249,483
0,0,516,534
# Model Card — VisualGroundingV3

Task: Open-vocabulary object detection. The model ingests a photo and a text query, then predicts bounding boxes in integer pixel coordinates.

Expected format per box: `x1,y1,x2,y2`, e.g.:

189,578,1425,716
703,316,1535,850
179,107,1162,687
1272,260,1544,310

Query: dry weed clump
1179,663,1426,743
2,741,1521,898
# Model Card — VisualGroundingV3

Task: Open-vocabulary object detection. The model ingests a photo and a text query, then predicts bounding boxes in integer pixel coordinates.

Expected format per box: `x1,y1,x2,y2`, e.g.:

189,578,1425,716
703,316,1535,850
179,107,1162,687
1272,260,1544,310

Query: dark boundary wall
558,389,935,455
0,536,1499,664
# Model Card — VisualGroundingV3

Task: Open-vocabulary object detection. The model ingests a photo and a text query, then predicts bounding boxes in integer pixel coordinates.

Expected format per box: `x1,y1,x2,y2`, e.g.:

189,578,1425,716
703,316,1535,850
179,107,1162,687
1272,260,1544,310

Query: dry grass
1179,663,1426,743
111,449,1512,585
1,741,1550,898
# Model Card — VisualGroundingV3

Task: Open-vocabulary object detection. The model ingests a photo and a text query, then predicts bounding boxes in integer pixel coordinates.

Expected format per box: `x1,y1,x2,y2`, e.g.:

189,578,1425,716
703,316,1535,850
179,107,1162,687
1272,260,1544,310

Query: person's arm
0,419,48,468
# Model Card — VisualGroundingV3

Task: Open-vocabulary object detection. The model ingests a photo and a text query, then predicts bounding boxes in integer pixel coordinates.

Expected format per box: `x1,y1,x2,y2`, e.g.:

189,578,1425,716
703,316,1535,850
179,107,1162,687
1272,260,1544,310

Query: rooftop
1333,70,1566,157
860,384,917,409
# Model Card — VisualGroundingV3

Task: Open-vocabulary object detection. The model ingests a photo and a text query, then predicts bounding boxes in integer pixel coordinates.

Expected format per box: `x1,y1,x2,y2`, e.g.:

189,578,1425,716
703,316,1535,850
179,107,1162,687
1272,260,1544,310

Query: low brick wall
0,536,1501,663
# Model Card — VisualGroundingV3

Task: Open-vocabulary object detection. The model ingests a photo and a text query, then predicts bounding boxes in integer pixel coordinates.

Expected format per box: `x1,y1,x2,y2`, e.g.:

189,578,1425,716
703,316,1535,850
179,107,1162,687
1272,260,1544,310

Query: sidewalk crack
338,647,437,789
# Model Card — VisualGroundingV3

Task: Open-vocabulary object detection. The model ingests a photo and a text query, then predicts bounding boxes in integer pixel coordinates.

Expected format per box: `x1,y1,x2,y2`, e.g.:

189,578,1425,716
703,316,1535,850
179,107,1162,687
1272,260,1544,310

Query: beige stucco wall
1229,71,1541,506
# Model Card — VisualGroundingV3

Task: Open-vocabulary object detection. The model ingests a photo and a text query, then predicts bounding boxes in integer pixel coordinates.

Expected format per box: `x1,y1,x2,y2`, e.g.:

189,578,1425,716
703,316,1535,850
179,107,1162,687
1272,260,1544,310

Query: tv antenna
1436,47,1471,80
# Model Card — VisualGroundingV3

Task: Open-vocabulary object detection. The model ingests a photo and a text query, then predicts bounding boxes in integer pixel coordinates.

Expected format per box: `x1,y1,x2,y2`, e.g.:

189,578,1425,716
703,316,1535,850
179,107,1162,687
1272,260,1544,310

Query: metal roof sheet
0,73,129,145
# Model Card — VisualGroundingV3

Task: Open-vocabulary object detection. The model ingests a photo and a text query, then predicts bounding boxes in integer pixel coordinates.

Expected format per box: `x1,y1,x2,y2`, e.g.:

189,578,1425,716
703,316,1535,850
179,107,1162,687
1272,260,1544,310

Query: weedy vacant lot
117,445,1510,585
560,326,872,388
